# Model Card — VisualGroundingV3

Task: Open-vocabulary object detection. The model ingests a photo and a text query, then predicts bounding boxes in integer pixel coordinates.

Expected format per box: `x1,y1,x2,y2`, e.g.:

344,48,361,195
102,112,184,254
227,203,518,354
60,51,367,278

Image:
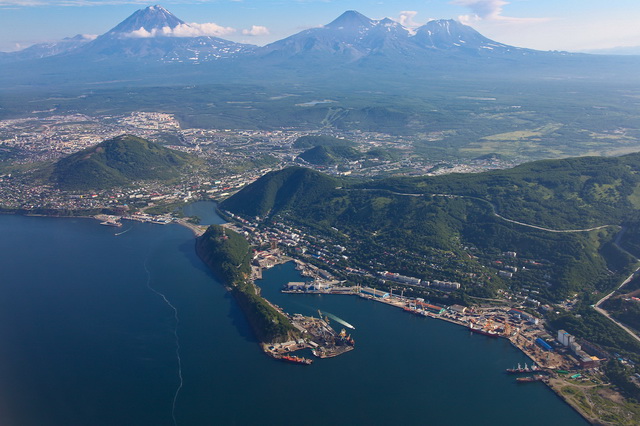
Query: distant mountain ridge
0,35,94,63
261,11,534,62
1,5,637,90
0,6,558,65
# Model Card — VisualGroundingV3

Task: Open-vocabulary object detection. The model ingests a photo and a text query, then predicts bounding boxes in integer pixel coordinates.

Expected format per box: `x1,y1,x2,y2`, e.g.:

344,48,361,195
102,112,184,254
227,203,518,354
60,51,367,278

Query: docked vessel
506,363,539,374
279,354,313,365
403,307,421,315
468,324,500,338
516,374,545,383
100,220,123,227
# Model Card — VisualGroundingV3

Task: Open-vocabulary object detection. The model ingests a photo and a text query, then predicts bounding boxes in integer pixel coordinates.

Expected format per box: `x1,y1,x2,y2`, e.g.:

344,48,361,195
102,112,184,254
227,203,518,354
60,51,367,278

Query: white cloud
242,25,269,36
452,0,550,24
126,22,236,39
451,0,507,20
176,22,236,37
397,11,420,28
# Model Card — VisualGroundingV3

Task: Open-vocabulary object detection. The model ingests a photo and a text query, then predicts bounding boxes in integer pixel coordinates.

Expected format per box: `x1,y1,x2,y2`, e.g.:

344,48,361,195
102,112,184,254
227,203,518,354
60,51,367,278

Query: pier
262,312,355,360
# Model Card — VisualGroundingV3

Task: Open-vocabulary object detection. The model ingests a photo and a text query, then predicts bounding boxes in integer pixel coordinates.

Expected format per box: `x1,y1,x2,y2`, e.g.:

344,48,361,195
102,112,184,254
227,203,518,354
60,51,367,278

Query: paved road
449,194,639,341
343,187,615,233
594,261,640,344
343,187,640,342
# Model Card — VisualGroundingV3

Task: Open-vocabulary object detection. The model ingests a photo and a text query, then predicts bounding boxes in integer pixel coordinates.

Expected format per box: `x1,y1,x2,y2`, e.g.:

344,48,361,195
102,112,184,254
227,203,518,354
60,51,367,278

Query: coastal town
0,111,517,213
210,211,639,424
1,110,639,424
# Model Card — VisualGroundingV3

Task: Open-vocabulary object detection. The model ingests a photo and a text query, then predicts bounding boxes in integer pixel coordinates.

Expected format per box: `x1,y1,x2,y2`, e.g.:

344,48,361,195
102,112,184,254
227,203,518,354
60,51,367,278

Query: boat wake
115,227,132,236
144,258,183,426
319,310,356,330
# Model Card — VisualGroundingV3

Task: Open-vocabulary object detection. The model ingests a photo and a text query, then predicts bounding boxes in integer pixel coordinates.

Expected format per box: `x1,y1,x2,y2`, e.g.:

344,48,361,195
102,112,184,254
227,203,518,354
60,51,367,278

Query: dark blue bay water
181,201,226,226
0,210,587,425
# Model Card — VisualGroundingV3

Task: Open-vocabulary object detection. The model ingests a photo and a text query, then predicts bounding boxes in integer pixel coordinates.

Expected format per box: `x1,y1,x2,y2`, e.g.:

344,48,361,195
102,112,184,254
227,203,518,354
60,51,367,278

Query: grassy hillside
51,135,197,190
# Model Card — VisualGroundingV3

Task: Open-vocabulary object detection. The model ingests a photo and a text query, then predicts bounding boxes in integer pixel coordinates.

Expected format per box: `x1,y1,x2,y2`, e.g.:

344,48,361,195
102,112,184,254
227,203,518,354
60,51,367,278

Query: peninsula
195,224,355,360
196,224,298,344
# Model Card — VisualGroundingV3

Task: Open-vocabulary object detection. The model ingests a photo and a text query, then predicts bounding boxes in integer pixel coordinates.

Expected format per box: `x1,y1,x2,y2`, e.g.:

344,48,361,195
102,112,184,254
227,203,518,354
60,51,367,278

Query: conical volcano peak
325,10,374,29
106,4,185,35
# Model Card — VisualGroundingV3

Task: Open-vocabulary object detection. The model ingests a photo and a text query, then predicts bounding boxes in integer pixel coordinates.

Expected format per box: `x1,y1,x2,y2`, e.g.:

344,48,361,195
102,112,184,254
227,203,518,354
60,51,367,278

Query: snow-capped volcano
68,5,255,62
259,10,535,62
105,5,185,37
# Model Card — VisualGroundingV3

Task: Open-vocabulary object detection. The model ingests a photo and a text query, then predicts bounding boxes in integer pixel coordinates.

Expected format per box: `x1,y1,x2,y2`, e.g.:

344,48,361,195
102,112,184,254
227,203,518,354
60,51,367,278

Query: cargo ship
506,363,539,374
100,220,123,227
403,307,422,316
279,354,313,365
468,324,500,338
516,375,545,383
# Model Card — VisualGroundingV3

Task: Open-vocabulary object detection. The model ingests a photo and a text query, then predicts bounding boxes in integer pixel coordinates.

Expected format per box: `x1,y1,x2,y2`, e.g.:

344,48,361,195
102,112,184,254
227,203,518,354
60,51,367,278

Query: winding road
342,186,640,342
342,187,616,233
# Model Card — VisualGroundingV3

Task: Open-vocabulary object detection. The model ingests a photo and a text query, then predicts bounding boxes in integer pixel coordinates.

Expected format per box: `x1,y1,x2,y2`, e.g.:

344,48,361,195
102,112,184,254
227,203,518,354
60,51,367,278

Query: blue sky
1,1,639,52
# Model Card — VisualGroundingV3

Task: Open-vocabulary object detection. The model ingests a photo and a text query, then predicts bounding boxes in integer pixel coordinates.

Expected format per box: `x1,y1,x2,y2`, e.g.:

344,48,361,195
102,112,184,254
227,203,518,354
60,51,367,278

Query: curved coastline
2,207,635,423
195,224,299,345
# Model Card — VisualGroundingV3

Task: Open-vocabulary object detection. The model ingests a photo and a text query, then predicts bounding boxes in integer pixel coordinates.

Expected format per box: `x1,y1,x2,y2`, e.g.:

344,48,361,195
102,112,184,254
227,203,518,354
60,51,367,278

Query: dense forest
196,225,298,343
221,154,640,302
50,135,198,190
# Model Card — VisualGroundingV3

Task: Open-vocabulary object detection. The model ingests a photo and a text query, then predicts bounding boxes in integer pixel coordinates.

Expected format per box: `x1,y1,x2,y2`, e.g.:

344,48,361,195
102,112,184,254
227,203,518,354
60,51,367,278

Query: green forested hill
292,135,356,149
220,167,340,218
297,145,361,166
196,225,298,343
51,135,197,190
221,154,640,301
362,153,640,229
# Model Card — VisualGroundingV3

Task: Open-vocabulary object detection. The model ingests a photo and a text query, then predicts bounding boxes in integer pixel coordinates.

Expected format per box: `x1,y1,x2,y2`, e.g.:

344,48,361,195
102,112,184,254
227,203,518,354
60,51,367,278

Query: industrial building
360,287,390,299
380,271,422,286
557,330,601,368
286,281,332,292
535,337,554,351
429,280,461,291
557,330,576,347
416,301,446,315
449,304,468,314
509,308,539,325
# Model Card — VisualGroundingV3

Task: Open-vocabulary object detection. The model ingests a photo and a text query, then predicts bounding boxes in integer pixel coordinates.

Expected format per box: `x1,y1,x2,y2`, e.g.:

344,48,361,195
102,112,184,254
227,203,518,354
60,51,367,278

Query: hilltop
297,145,361,166
51,135,198,191
220,167,340,218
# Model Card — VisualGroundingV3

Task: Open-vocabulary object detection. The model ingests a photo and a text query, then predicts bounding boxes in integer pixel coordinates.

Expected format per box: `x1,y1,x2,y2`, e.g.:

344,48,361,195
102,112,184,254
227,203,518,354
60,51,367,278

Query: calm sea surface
0,205,587,425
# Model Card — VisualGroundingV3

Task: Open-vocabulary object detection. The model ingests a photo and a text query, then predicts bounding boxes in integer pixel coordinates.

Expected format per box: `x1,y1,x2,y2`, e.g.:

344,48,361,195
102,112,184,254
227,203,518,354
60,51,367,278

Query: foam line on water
144,258,183,426
319,310,356,330
115,227,132,236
